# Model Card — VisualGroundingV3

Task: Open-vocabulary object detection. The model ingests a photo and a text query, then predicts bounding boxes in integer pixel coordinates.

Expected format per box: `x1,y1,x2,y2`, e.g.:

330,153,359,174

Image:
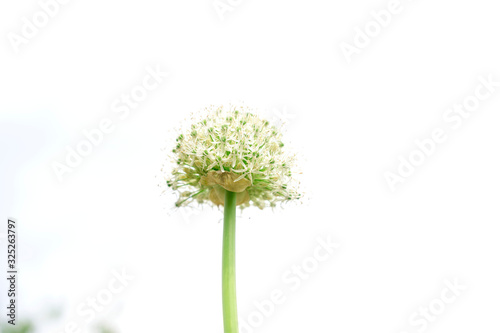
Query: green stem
222,190,238,333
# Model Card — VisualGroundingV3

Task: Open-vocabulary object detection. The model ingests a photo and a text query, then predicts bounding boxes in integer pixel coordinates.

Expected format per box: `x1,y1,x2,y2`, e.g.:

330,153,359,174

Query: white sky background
1,0,500,332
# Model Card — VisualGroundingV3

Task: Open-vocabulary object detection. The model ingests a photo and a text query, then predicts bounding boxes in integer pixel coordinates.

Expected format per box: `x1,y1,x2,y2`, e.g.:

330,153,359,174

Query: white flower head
162,104,302,209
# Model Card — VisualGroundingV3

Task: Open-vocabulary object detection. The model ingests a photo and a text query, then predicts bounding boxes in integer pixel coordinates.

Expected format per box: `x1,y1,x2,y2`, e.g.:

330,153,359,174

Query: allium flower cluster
163,105,302,209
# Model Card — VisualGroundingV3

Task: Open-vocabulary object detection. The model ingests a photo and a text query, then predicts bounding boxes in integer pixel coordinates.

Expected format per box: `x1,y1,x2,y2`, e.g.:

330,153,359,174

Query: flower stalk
222,190,238,333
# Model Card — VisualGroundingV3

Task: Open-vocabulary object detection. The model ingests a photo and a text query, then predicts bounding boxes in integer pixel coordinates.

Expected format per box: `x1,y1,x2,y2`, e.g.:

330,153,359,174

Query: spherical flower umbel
164,105,302,209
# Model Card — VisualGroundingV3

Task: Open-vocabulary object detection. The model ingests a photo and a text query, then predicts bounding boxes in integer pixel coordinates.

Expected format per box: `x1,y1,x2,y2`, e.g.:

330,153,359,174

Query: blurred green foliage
1,320,116,333
1,321,34,333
